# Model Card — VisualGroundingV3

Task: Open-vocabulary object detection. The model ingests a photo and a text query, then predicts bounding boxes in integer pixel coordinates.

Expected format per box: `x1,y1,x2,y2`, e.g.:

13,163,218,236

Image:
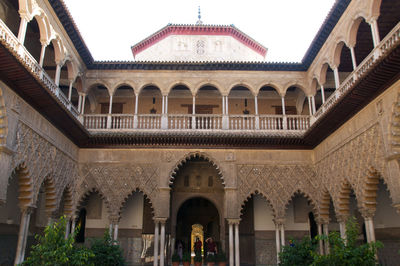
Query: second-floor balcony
83,114,310,131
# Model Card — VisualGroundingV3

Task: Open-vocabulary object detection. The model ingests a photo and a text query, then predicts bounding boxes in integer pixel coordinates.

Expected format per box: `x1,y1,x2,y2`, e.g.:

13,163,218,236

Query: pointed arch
282,189,319,220
61,184,73,217
117,188,155,219
169,152,225,186
41,175,57,217
13,162,34,209
74,187,112,217
239,191,277,219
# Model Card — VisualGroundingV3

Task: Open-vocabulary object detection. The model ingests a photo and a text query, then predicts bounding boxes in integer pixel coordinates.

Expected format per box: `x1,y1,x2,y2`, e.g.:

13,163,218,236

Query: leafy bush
279,237,316,266
312,217,382,266
279,217,383,266
88,230,125,266
23,216,94,266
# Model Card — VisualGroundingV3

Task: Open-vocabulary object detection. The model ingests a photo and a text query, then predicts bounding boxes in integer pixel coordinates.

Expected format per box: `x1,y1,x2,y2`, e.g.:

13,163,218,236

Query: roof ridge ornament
196,6,203,25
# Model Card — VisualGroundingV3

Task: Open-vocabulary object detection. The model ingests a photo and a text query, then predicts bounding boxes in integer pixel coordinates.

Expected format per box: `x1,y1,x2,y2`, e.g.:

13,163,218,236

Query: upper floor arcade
0,0,399,148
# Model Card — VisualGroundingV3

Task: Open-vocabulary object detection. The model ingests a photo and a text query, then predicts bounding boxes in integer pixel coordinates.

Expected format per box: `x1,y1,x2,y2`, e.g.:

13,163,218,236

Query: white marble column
225,96,229,114
275,223,281,264
369,19,380,47
81,94,86,114
311,96,316,114
113,224,119,241
54,63,62,86
134,93,139,128
364,217,376,243
318,223,323,254
228,220,234,266
192,95,196,129
108,95,113,114
165,96,168,114
320,85,326,104
333,67,340,89
323,223,329,254
39,42,47,67
281,96,286,115
68,79,74,101
65,218,71,239
307,96,313,115
339,221,346,241
14,207,33,265
254,96,258,115
161,96,165,114
234,221,240,266
280,224,285,247
222,96,225,115
17,15,29,45
109,223,114,238
77,93,82,113
350,46,357,70
153,220,160,266
159,219,166,266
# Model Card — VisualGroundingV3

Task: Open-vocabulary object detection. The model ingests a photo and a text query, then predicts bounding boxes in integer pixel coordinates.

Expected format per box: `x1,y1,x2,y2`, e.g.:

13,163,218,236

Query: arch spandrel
239,191,278,220
194,81,224,96
167,81,194,95
228,82,257,96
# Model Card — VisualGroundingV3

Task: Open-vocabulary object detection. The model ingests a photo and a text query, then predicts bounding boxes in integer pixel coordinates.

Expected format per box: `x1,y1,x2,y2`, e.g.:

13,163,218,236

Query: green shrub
89,230,125,266
23,216,94,266
312,217,382,266
279,217,383,266
279,237,316,266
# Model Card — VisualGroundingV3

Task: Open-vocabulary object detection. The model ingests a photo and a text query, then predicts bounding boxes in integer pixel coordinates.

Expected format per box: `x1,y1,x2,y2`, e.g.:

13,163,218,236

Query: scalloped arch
117,188,155,219
169,152,225,187
239,191,277,219
281,189,319,220
74,187,112,217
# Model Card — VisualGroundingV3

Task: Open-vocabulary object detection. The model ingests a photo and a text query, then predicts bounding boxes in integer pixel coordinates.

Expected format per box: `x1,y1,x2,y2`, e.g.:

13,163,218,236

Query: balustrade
0,19,79,120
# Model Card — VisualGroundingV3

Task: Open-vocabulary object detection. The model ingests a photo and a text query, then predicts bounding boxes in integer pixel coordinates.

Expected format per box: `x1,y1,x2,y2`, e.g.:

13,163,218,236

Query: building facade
0,0,400,265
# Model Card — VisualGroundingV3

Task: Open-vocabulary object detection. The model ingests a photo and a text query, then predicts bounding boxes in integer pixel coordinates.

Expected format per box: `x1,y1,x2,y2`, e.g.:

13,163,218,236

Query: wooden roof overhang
0,42,89,146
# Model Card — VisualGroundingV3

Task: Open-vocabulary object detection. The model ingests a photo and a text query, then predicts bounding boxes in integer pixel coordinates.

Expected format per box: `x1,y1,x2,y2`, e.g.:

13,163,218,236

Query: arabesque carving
11,122,78,210
237,164,320,219
76,163,159,219
315,124,391,220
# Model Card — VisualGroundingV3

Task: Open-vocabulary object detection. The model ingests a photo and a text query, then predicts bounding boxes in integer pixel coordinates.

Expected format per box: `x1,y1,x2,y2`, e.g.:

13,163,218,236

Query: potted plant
205,253,215,266
182,252,191,266
215,251,227,266
172,252,180,266
194,251,202,266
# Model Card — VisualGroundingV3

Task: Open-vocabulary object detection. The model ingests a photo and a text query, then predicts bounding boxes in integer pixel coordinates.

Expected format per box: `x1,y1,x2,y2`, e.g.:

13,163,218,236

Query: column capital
109,214,120,224
154,217,168,224
18,11,30,21
227,218,240,225
360,208,376,220
21,206,35,215
336,214,349,223
273,217,285,226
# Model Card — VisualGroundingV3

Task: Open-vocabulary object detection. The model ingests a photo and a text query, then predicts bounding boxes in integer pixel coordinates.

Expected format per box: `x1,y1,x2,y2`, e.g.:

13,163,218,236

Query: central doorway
176,197,220,254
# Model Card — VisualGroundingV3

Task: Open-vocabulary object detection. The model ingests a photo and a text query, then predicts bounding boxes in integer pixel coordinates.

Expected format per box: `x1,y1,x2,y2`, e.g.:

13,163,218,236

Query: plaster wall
134,34,265,62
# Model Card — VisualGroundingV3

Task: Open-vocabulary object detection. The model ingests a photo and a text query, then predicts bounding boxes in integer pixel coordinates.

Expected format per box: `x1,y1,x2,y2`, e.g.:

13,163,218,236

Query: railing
84,115,107,129
229,115,256,130
137,114,161,129
83,113,310,132
195,114,223,130
313,22,400,122
259,115,283,130
168,114,192,129
0,19,79,120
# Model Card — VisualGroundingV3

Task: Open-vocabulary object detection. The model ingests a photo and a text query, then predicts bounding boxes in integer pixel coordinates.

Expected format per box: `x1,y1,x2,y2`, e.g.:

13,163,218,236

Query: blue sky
63,0,335,62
